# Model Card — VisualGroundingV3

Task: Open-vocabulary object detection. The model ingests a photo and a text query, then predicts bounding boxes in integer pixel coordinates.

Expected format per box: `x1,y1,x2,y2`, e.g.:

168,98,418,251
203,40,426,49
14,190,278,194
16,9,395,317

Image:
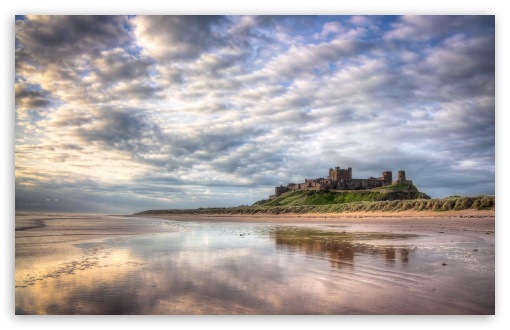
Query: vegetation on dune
135,194,495,216
256,186,429,207
376,183,417,191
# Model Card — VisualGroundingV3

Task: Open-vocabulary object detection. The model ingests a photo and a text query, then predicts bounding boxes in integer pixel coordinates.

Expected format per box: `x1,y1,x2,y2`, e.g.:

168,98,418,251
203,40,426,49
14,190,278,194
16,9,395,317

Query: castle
270,166,412,199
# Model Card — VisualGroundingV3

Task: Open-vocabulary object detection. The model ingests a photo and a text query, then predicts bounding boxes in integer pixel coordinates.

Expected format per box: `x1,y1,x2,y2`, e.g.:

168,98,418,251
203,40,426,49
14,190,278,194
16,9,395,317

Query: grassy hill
134,184,495,215
253,184,430,207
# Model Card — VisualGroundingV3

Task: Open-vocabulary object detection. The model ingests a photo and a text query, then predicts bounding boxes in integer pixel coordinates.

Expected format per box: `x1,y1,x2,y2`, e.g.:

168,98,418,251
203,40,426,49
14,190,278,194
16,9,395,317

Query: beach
143,209,495,236
15,210,495,314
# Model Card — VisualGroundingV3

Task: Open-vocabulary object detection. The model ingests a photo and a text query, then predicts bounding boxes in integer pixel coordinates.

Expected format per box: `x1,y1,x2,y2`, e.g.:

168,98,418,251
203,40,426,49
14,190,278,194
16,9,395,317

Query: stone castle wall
270,167,411,199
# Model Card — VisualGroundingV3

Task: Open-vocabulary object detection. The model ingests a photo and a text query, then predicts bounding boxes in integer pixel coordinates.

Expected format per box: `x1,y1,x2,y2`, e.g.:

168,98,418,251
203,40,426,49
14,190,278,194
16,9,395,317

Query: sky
14,14,495,214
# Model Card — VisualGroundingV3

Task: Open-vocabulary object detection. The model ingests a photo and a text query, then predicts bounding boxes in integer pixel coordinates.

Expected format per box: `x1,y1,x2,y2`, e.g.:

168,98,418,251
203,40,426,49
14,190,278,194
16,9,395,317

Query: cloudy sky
14,15,495,213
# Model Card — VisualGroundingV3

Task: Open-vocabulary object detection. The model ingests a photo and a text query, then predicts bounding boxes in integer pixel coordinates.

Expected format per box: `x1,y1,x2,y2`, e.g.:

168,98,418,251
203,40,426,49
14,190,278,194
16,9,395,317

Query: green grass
378,183,418,191
135,194,495,216
256,188,430,207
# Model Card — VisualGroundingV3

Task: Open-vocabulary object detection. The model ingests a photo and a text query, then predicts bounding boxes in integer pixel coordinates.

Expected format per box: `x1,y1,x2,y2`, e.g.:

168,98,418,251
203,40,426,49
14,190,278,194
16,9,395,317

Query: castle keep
270,166,412,199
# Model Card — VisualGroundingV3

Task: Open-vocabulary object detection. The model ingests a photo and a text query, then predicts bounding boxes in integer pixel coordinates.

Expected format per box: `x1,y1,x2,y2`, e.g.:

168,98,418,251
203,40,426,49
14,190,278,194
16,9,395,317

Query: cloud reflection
15,221,493,315
272,227,414,268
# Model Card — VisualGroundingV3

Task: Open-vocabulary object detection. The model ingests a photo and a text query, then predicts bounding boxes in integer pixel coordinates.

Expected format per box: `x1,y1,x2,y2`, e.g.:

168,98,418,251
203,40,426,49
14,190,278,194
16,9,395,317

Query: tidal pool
15,215,495,315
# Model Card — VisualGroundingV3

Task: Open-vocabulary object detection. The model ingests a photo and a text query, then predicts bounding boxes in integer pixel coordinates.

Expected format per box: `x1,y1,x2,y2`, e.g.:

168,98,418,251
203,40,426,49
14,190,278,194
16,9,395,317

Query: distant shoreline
135,209,494,221
134,195,495,217
134,210,495,239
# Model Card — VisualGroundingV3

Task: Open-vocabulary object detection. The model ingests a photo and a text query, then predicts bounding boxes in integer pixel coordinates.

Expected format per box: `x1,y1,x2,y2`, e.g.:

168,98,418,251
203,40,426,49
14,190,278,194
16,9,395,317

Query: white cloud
350,16,368,26
14,15,495,212
315,21,344,40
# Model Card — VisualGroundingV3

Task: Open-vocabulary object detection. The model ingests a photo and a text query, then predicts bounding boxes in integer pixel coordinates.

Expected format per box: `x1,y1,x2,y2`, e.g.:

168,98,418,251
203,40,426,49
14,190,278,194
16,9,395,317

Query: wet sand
143,209,495,238
15,213,181,271
15,210,495,314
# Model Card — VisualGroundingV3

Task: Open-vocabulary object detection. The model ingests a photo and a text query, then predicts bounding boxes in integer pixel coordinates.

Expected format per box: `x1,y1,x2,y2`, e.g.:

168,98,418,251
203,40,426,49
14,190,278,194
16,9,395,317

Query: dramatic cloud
15,15,495,213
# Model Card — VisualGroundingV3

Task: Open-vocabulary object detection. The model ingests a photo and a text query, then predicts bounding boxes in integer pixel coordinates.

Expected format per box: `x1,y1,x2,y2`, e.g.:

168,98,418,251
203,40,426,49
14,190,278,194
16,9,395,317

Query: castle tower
327,166,352,181
275,185,288,197
382,171,392,183
397,170,406,182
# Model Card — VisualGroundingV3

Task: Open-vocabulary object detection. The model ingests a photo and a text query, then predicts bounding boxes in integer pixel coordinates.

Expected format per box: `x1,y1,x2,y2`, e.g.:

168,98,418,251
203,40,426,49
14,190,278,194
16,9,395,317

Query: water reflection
15,219,495,315
271,227,414,268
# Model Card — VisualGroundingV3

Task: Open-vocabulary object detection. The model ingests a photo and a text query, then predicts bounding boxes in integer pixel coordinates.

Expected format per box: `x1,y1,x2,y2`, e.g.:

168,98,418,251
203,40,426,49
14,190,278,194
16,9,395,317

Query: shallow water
15,214,495,315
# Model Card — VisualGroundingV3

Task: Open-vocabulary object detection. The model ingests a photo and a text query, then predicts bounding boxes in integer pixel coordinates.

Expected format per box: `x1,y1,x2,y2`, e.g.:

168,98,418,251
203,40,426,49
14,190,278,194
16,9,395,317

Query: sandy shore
137,209,495,237
16,210,495,270
138,209,494,220
138,209,495,221
16,211,495,314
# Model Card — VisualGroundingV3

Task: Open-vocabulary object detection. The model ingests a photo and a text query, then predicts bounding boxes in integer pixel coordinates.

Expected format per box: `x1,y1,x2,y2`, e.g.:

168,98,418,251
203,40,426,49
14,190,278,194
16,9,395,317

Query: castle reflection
271,227,413,269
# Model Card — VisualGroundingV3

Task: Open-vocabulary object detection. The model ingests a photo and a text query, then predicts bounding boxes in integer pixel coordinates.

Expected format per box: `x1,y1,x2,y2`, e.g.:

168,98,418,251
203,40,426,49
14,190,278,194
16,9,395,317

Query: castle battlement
270,167,412,199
